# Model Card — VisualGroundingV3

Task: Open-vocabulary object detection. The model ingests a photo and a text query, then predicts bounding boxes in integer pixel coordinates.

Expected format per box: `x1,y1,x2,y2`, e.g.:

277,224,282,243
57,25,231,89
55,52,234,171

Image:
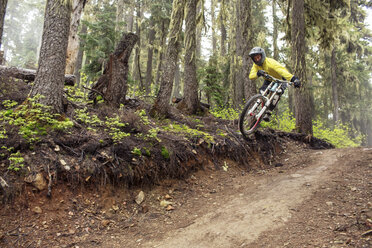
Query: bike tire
239,94,266,139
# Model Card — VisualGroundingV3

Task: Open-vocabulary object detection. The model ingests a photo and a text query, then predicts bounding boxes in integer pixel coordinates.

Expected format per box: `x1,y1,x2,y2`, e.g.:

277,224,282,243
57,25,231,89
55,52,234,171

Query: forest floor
0,77,371,247
0,145,371,248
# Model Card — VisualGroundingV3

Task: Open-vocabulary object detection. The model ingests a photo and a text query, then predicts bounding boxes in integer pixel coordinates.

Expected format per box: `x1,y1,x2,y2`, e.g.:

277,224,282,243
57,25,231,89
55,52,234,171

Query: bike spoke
239,95,266,139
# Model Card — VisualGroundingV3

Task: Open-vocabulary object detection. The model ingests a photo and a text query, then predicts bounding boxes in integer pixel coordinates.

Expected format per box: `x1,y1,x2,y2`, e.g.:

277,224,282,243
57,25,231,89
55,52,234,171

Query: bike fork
248,99,267,120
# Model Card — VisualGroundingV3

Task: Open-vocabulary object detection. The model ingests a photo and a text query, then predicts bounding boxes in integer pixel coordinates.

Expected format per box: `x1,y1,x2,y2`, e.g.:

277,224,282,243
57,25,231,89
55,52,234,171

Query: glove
257,70,265,77
291,76,301,88
294,79,301,88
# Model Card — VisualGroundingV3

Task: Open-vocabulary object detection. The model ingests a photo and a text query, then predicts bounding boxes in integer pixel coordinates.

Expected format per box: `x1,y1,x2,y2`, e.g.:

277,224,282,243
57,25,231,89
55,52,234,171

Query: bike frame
248,80,288,121
239,72,292,139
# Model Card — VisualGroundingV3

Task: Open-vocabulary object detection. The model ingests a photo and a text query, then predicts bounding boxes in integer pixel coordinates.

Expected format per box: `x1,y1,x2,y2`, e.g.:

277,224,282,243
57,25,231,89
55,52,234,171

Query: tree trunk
172,62,181,98
211,0,217,55
240,0,255,100
29,0,71,114
116,0,125,33
132,0,142,87
272,0,279,60
219,4,226,57
219,0,228,105
150,0,185,118
331,47,340,123
195,1,202,58
145,18,155,95
74,23,87,87
127,2,134,33
233,1,244,108
183,0,199,114
321,79,329,122
89,33,138,107
291,0,313,135
0,0,7,51
155,19,166,87
367,118,372,147
65,0,87,74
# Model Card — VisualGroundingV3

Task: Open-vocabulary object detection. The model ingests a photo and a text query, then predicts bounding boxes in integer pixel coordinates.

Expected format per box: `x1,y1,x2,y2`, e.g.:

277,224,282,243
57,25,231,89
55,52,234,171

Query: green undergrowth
260,109,363,148
210,105,362,148
210,106,240,120
162,122,214,145
0,95,220,172
0,96,74,171
312,120,363,148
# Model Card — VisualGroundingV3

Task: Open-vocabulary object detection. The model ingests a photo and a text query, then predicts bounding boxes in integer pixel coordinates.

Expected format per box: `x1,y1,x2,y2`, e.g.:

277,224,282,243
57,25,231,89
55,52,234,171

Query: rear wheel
239,94,266,139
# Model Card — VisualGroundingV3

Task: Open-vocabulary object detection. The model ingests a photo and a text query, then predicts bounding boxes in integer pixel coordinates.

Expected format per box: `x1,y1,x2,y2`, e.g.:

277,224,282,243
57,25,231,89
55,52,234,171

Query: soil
0,77,371,248
1,146,371,248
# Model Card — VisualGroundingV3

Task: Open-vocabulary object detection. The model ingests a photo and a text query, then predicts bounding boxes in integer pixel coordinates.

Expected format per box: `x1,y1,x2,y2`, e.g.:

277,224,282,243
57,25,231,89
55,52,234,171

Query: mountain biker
248,47,301,121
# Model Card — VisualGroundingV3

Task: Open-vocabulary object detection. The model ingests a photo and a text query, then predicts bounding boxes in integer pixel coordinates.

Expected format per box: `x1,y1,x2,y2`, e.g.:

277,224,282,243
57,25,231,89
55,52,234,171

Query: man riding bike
248,47,301,121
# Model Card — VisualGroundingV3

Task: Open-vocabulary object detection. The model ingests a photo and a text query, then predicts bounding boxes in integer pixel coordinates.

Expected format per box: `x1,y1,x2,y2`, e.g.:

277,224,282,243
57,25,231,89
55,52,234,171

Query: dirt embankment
0,77,370,248
1,146,371,248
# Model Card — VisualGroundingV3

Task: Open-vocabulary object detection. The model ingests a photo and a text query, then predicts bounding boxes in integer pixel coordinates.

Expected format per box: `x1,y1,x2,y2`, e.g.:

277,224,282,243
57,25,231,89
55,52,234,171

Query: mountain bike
239,72,292,139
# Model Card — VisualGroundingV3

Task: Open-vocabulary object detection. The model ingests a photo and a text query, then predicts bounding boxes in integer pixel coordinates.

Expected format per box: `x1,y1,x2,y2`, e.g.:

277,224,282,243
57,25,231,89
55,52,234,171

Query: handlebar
261,72,292,86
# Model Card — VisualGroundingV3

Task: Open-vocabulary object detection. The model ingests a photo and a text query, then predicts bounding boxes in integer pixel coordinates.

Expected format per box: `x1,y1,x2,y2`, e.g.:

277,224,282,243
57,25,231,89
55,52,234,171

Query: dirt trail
140,150,338,248
93,147,371,248
1,147,371,248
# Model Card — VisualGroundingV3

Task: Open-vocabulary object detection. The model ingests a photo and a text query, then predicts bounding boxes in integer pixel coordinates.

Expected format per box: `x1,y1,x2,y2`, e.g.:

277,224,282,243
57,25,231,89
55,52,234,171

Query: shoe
263,111,271,122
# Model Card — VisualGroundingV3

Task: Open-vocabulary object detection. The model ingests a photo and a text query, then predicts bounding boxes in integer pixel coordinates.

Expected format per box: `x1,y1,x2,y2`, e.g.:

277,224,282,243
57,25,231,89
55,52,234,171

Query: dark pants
259,80,286,111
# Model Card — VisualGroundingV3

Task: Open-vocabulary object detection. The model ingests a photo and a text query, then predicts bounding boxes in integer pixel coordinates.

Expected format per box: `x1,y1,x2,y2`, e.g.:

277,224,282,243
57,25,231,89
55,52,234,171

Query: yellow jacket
249,57,293,81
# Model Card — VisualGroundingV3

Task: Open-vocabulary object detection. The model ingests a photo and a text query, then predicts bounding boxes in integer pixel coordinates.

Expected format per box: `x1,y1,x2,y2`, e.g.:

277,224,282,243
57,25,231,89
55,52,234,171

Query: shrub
262,110,362,148
261,109,296,132
163,123,214,144
210,107,239,120
0,97,74,144
104,115,130,143
8,151,25,171
313,120,362,148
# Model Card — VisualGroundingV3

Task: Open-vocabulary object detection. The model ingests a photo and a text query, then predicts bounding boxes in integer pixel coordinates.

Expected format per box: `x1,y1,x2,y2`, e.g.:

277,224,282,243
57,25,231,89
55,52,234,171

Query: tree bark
172,62,181,98
29,0,71,114
155,19,166,87
367,118,372,147
291,0,313,135
132,0,143,88
145,18,155,95
116,0,125,33
74,23,87,87
240,0,255,100
65,0,87,74
219,2,226,57
0,65,75,85
195,1,202,59
89,33,138,107
272,0,279,60
0,0,7,51
183,0,199,114
150,0,185,118
331,47,339,123
211,0,217,55
233,1,244,108
126,2,134,33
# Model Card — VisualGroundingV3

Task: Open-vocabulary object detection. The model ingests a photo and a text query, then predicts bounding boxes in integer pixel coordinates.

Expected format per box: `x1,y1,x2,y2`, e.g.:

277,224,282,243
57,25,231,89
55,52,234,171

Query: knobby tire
239,94,266,140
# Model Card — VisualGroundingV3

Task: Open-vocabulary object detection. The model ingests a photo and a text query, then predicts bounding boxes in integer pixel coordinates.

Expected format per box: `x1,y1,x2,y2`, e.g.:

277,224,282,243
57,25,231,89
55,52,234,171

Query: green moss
161,146,170,159
162,123,214,144
0,96,73,144
131,147,142,156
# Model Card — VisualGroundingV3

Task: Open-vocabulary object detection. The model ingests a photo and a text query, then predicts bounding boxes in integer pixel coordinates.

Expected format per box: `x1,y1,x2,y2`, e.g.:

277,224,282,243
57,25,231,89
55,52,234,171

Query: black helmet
249,47,266,66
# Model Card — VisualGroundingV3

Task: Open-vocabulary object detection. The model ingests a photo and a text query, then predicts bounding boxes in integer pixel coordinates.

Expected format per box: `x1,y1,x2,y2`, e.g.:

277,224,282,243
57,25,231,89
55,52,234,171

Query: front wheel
239,94,266,139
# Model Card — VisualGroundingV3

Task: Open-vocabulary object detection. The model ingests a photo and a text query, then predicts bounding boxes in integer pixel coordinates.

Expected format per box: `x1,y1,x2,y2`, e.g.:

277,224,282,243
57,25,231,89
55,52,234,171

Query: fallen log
0,65,75,86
